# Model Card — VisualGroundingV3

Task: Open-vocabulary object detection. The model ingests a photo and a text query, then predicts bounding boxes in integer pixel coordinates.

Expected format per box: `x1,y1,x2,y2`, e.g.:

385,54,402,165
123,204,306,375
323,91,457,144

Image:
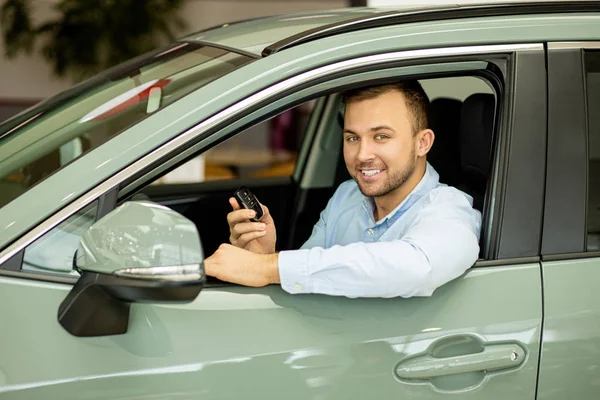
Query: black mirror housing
58,270,205,337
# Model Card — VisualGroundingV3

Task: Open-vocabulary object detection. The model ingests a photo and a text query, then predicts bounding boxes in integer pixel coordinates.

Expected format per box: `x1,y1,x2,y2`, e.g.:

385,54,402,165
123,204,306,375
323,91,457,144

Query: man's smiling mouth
360,169,383,177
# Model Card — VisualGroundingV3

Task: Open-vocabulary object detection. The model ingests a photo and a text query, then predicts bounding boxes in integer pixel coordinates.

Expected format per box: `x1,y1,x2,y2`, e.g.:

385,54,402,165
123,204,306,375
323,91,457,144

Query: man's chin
356,181,386,198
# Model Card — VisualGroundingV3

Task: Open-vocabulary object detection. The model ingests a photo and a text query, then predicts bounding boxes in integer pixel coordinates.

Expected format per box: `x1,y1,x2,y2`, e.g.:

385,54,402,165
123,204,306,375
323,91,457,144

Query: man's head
342,80,434,199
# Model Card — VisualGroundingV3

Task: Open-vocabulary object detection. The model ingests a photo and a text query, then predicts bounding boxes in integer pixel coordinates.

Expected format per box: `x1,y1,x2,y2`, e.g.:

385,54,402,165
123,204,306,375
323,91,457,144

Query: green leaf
1,0,34,57
2,0,187,80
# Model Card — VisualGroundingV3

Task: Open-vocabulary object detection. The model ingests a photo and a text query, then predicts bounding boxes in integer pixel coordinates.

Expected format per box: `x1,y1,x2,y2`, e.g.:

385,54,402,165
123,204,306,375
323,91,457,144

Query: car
1,1,599,399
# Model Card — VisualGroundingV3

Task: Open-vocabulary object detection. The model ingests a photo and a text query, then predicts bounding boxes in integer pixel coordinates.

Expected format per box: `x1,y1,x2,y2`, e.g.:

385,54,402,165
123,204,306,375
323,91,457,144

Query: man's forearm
205,244,280,287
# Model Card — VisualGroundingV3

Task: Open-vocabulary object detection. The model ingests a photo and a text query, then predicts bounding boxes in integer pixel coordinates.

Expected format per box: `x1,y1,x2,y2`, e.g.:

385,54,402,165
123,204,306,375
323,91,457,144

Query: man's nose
356,140,375,162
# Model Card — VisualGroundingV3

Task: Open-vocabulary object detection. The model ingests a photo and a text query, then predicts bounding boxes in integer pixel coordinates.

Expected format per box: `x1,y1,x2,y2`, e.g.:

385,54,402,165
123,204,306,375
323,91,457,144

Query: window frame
121,46,547,263
0,43,546,284
119,63,509,259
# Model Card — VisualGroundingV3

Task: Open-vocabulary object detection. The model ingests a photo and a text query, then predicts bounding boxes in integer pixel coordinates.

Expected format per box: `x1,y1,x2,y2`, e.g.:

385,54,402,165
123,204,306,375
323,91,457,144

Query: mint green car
1,1,600,398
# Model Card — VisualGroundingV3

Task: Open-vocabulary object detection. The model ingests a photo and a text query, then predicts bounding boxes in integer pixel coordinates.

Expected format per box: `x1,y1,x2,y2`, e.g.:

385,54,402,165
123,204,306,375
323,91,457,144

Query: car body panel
2,12,600,256
0,264,542,399
537,259,600,399
185,8,385,55
536,39,600,400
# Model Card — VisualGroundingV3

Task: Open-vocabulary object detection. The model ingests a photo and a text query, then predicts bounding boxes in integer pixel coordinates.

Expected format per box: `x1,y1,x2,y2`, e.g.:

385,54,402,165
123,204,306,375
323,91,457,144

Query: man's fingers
235,231,267,247
229,197,241,210
228,220,265,246
232,222,266,236
261,204,270,216
227,208,257,226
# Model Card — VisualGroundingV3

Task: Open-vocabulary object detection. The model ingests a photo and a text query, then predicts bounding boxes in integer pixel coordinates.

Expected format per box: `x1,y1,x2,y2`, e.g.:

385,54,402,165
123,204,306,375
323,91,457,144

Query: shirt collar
362,162,440,226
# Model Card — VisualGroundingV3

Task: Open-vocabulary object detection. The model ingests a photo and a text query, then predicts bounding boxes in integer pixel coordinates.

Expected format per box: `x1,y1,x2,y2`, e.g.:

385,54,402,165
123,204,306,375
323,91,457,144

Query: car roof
183,8,387,56
184,1,600,56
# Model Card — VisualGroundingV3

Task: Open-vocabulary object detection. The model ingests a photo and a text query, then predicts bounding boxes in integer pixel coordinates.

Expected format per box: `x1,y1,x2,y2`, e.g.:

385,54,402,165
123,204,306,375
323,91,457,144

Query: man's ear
416,129,435,157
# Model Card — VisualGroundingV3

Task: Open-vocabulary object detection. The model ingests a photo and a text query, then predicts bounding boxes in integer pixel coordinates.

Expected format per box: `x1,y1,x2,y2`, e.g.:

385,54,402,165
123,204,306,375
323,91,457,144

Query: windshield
0,42,253,207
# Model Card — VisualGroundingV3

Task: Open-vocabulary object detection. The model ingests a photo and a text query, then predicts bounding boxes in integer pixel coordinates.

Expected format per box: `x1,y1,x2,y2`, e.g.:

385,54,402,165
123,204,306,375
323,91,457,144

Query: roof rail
262,1,600,56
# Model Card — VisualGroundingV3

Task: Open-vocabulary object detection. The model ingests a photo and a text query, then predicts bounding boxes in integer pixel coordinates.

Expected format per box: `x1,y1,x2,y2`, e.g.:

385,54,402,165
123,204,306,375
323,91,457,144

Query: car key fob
233,186,264,222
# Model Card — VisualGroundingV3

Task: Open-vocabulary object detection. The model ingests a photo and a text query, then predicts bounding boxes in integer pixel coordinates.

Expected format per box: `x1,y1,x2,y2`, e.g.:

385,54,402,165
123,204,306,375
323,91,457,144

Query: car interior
289,91,495,251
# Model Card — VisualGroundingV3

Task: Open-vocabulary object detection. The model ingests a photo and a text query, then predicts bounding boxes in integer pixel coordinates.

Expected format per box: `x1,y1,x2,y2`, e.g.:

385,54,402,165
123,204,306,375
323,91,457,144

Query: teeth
362,170,381,176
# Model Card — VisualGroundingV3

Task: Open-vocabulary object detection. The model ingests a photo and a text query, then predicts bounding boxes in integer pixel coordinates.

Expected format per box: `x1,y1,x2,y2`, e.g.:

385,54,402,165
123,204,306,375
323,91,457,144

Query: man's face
343,90,418,198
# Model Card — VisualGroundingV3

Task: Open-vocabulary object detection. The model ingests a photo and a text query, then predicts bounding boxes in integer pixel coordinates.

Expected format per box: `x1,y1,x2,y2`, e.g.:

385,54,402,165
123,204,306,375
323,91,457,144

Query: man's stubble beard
354,147,417,198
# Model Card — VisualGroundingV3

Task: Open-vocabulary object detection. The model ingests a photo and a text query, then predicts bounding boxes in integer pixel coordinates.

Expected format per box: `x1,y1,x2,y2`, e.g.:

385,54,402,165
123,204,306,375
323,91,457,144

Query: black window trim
542,42,600,258
0,250,23,272
187,39,260,60
492,46,547,260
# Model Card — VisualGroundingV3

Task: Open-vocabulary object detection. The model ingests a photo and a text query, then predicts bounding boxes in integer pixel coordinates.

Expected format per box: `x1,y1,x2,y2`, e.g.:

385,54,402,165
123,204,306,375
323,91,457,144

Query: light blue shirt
278,163,482,298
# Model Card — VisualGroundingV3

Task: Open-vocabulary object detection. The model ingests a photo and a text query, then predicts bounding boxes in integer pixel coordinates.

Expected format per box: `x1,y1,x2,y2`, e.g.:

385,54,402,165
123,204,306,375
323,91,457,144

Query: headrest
428,97,463,186
429,97,463,129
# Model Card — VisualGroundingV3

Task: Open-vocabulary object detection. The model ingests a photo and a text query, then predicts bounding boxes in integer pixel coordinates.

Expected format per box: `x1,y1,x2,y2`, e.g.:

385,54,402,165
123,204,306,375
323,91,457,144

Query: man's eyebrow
370,125,395,132
343,126,395,135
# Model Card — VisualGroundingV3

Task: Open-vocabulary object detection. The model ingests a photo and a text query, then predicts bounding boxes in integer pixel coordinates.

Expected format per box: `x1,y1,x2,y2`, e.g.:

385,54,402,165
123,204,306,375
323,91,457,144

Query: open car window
0,43,253,208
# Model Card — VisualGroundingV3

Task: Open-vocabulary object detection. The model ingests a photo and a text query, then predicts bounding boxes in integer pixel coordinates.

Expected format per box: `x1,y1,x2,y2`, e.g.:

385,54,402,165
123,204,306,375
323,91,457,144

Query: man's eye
375,134,389,140
346,136,359,142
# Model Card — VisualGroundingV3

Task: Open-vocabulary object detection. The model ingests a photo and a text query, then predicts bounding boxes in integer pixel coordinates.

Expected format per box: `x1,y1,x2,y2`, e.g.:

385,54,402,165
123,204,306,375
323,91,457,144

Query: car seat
457,93,496,212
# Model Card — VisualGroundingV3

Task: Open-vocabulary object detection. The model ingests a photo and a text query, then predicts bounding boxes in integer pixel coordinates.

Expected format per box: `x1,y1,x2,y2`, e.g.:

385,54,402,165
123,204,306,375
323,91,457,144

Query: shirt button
294,284,302,291
368,228,374,235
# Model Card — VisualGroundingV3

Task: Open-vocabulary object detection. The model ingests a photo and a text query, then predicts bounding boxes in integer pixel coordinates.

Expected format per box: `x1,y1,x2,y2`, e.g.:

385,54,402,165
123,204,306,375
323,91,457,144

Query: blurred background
0,0,361,120
0,0,517,120
0,0,515,187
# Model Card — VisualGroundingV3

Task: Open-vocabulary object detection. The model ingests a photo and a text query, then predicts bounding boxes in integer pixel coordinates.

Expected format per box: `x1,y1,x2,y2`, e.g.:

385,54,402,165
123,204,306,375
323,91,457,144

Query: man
204,81,482,298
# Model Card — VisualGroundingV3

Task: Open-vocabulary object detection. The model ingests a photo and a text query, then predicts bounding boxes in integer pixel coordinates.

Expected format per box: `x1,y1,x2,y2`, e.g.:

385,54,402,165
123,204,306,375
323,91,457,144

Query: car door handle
396,343,525,380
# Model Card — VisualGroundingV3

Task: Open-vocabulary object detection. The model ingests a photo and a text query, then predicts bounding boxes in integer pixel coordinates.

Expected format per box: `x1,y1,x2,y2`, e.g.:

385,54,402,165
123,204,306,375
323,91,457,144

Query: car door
537,42,600,400
0,43,545,399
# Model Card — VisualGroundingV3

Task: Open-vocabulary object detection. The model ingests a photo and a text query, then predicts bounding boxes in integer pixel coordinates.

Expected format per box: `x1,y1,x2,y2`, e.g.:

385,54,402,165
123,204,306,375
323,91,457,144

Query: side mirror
58,201,205,337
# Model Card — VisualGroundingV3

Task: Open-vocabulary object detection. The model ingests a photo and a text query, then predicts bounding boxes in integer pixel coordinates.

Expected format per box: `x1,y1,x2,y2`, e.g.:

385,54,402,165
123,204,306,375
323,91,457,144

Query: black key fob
233,186,264,222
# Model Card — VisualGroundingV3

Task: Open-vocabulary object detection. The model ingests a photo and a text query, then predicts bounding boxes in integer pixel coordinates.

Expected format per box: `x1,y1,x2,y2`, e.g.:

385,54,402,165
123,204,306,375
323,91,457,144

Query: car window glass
152,100,316,184
585,51,600,250
22,202,97,276
0,44,253,208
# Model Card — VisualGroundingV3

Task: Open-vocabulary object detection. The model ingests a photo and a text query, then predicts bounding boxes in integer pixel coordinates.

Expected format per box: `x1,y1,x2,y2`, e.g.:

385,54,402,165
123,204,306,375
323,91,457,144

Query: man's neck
373,161,427,221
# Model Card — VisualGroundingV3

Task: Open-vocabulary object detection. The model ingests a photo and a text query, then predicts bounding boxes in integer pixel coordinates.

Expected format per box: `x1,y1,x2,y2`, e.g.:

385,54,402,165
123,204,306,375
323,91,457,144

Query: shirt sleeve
278,190,481,298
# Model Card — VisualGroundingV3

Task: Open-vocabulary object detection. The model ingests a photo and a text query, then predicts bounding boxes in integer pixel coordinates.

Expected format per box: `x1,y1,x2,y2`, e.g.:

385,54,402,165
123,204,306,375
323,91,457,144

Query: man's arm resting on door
279,193,481,298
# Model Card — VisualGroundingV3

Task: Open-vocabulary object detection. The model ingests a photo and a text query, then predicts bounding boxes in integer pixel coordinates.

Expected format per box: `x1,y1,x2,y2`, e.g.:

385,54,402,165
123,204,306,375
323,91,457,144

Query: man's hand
227,197,276,254
204,244,280,287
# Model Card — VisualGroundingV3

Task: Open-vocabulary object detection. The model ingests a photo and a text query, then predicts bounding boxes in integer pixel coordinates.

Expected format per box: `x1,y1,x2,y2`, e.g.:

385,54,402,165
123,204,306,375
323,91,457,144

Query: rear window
0,43,253,207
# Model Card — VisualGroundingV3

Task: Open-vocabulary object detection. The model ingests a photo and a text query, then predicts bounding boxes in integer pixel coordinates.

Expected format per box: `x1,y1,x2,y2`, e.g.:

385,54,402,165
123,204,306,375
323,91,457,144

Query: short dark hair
342,80,430,135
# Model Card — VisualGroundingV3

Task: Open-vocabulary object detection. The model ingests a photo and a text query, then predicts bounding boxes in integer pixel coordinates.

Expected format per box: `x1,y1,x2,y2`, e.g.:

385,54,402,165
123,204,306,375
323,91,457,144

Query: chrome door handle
396,343,525,380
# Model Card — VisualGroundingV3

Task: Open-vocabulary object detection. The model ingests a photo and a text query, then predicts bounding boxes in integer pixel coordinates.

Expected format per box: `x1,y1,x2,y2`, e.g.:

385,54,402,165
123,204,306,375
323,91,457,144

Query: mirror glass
76,201,203,276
